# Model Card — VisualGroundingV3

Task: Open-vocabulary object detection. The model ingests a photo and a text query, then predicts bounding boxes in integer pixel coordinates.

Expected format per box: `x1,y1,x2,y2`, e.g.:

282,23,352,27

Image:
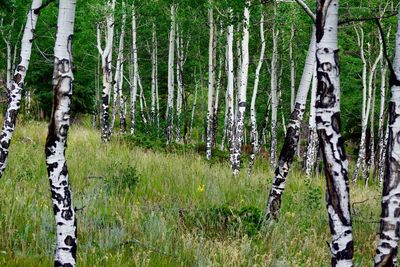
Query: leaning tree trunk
166,4,176,144
265,25,316,220
0,0,43,178
248,12,265,175
206,7,216,160
374,9,400,266
230,2,250,175
290,24,296,112
316,0,354,265
45,0,77,265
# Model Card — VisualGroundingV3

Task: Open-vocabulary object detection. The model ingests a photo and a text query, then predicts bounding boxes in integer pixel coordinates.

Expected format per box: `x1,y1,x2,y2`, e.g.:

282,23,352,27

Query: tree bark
248,12,265,175
110,2,126,134
0,0,43,178
225,14,235,154
166,4,176,144
206,7,216,160
270,19,279,168
316,0,354,265
265,25,316,220
45,0,77,265
130,3,139,135
374,9,400,266
97,0,115,142
353,26,368,182
230,2,250,175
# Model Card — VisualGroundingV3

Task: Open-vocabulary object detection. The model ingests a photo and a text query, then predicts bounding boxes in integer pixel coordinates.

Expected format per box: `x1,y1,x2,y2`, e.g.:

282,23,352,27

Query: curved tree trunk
0,0,43,178
45,0,77,265
316,0,354,265
248,12,265,175
374,9,400,266
265,26,316,220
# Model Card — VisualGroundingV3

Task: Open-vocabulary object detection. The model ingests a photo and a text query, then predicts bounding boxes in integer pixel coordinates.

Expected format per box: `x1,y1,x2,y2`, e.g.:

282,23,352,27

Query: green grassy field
0,121,383,266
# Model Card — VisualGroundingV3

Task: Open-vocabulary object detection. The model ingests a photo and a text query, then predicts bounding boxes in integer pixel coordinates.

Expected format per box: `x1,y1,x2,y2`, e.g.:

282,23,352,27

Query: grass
0,120,383,266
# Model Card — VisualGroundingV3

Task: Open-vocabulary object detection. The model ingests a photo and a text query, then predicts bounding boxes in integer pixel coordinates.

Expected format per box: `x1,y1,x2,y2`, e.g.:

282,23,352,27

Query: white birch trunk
290,24,296,112
190,80,198,139
130,3,139,135
374,9,400,265
226,12,235,161
270,26,279,168
316,0,353,264
151,24,157,124
353,27,369,182
230,3,250,175
110,4,126,133
377,36,387,185
206,7,216,160
176,27,183,142
0,0,43,178
45,0,77,265
97,0,115,141
248,12,265,174
166,5,176,144
265,25,316,220
305,63,318,177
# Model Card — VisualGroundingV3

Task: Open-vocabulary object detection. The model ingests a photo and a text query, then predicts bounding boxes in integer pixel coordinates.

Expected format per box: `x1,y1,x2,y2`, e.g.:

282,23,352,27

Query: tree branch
294,0,316,23
339,12,398,26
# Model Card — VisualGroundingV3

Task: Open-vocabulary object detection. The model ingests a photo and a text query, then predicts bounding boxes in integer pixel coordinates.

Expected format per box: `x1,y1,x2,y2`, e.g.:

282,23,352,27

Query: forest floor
0,121,382,266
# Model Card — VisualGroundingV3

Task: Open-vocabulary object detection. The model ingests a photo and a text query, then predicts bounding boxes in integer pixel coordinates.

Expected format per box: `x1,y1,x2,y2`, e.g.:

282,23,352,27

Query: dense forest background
0,0,397,158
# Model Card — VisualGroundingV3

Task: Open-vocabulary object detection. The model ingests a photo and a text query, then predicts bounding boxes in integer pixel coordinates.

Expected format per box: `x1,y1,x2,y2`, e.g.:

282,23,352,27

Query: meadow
0,120,382,266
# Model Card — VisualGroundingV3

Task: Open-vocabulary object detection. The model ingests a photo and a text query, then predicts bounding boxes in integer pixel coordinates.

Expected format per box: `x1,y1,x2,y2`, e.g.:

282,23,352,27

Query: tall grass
0,121,382,266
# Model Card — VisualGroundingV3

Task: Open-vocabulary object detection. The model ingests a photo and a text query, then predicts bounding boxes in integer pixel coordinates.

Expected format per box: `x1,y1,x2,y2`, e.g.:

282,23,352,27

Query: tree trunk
265,25,316,220
151,24,157,125
290,24,296,112
97,0,115,142
374,9,400,266
270,21,279,168
230,2,250,175
110,3,126,134
305,64,318,177
206,7,216,160
176,27,184,143
248,12,265,175
376,34,387,183
316,0,354,264
130,3,139,135
353,26,368,182
166,4,176,144
0,0,43,178
225,14,235,156
189,79,198,140
45,0,77,265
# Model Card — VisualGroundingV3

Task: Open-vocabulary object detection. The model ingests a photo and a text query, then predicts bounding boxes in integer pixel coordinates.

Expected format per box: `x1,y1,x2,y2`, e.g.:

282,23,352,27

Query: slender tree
316,0,353,264
265,25,316,220
110,1,126,133
206,7,216,160
130,2,139,134
45,0,77,265
230,1,250,175
166,4,176,144
97,0,116,141
374,9,400,266
248,12,265,174
270,15,279,168
0,0,43,178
